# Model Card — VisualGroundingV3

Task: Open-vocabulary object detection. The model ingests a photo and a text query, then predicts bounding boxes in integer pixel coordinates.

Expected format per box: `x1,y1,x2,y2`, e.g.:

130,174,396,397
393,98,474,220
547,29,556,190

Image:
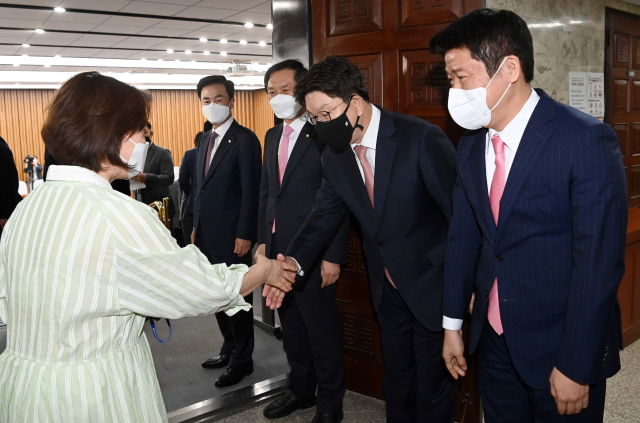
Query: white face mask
269,94,302,120
202,102,231,124
120,135,149,179
447,57,512,130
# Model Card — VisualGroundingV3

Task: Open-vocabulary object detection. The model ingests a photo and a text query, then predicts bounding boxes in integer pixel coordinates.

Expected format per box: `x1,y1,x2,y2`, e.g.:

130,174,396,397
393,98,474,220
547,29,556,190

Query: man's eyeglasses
306,96,354,125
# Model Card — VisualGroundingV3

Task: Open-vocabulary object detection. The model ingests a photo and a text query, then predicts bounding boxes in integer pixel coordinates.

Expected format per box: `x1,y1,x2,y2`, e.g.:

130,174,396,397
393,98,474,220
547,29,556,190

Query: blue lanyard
146,317,172,343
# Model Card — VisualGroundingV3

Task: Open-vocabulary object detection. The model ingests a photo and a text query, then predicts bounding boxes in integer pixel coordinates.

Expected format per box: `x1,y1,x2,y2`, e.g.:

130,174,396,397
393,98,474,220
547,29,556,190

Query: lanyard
145,317,172,343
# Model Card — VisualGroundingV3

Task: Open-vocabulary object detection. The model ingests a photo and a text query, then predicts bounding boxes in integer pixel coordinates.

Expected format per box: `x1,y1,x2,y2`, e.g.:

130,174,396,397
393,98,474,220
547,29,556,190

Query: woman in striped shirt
0,72,295,423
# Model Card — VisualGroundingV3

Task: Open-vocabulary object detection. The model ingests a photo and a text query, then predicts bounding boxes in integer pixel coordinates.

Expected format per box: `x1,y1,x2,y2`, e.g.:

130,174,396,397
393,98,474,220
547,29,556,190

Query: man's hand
550,367,589,415
131,173,147,183
443,329,467,379
257,253,297,306
235,238,252,257
191,229,195,245
321,261,340,288
0,218,7,229
262,255,299,309
254,244,266,262
469,292,475,315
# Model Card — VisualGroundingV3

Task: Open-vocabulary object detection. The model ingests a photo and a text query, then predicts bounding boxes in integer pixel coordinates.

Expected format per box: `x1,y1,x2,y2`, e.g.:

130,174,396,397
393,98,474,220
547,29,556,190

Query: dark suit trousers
270,233,346,414
181,212,193,245
479,318,606,423
197,228,254,369
377,280,457,423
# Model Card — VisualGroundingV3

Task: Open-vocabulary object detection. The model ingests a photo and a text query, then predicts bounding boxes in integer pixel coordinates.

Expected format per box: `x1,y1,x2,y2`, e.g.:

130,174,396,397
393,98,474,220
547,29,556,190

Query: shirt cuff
443,316,463,331
223,264,252,316
291,257,304,277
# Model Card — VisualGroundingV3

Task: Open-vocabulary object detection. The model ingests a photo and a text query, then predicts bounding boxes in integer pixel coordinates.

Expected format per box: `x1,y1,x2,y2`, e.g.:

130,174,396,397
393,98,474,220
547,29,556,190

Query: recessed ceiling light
22,54,28,57
54,54,61,58
185,50,192,54
167,49,174,54
267,63,272,67
141,58,146,61
22,44,30,48
220,51,227,56
14,83,19,86
220,38,228,44
240,40,247,45
259,41,266,47
35,28,45,34
267,24,273,30
44,63,51,67
244,22,254,28
199,37,207,42
158,58,164,62
54,6,65,13
203,51,210,55
13,63,19,67
191,60,196,63
175,59,181,62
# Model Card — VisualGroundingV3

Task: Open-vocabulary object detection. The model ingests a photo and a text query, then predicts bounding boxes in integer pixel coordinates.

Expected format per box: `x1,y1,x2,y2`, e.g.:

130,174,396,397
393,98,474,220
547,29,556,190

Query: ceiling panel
174,6,237,20
120,1,189,15
0,45,21,55
57,0,133,11
0,29,32,43
17,45,63,55
151,19,209,30
197,22,247,35
231,26,272,37
223,11,271,24
101,15,163,27
150,39,202,50
91,24,148,34
194,0,265,12
142,0,201,5
72,34,130,47
92,49,142,58
138,27,192,37
0,8,52,20
247,2,270,13
41,21,99,31
46,12,111,24
0,18,47,28
58,47,102,57
111,38,169,49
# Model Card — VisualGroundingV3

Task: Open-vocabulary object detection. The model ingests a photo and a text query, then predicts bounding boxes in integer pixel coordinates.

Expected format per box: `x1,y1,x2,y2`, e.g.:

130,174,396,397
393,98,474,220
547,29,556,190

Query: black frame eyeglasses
306,96,354,125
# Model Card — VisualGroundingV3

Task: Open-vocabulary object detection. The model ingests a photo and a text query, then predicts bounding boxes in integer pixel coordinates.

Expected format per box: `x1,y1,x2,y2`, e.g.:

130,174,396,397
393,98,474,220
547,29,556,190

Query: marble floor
220,339,640,423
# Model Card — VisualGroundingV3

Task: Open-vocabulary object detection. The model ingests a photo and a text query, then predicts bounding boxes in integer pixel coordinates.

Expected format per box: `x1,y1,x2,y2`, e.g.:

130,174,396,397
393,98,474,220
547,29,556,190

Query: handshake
253,248,299,310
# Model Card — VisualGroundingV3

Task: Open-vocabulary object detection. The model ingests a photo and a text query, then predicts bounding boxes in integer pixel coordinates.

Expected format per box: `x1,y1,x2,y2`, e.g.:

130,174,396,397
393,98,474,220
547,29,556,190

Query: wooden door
310,0,483,421
606,9,640,206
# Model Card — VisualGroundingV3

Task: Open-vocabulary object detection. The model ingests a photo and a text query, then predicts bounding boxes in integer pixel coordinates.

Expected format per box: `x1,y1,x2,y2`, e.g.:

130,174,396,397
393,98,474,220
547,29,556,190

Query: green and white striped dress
0,165,250,423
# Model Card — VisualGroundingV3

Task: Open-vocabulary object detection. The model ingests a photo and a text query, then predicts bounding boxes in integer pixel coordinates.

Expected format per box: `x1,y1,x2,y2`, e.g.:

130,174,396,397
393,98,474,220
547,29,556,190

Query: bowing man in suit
192,75,262,388
257,60,349,421
267,56,458,423
431,9,628,423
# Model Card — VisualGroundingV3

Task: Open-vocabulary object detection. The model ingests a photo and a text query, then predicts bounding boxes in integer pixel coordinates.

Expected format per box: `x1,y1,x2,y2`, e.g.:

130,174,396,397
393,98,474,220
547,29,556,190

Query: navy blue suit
444,90,627,422
287,107,458,422
179,148,197,214
194,119,262,369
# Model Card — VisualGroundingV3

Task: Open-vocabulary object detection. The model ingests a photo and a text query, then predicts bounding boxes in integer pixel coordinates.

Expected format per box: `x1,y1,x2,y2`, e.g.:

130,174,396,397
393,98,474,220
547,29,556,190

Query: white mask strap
485,56,509,91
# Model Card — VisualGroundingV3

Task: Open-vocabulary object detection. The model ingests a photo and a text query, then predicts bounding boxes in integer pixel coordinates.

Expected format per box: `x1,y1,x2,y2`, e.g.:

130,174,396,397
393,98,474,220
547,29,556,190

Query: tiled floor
221,339,640,423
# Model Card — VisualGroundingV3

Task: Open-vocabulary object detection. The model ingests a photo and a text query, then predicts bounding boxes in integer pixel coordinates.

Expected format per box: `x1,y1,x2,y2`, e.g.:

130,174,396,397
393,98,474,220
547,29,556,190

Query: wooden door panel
328,0,382,36
614,32,631,68
399,0,461,28
614,123,629,157
399,49,449,116
634,36,640,70
345,53,384,105
633,124,640,156
614,79,629,113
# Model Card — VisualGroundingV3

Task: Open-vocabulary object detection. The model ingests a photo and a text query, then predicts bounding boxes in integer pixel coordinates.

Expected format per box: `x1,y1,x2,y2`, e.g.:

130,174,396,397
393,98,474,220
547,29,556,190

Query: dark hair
264,59,308,92
203,120,213,133
429,9,534,83
194,131,203,147
294,56,369,105
42,71,149,173
197,75,235,100
144,121,152,130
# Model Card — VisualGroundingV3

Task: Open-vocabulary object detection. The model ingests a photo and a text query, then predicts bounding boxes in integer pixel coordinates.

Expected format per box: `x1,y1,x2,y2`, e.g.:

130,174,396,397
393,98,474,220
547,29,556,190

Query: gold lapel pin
228,140,231,143
306,134,310,138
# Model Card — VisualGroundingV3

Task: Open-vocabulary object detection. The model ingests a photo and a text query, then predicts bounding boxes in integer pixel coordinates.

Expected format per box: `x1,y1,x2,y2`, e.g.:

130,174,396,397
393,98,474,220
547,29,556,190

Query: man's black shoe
214,365,253,388
201,354,229,369
311,409,344,423
263,390,316,419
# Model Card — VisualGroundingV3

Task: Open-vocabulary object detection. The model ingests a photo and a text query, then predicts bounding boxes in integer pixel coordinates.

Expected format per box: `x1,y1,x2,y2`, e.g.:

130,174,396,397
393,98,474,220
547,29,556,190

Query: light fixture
199,37,207,42
166,49,174,54
185,50,192,54
220,38,228,44
220,51,227,56
259,41,266,47
54,54,61,58
14,83,19,86
175,59,181,62
244,22,254,28
191,60,196,63
54,6,65,13
22,54,28,57
203,51,210,55
240,40,247,45
13,63,19,67
141,58,146,61
267,24,273,30
35,28,45,34
44,63,51,67
22,44,30,48
158,58,164,62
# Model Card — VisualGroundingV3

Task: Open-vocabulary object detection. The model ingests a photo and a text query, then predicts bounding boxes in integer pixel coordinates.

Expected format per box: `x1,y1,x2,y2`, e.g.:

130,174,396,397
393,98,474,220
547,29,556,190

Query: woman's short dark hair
264,59,308,92
42,71,149,173
429,9,534,83
294,56,369,105
197,75,235,100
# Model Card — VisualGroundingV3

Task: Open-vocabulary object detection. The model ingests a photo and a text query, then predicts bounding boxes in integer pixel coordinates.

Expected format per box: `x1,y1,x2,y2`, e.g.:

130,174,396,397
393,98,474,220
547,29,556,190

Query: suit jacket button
484,290,489,297
496,255,504,262
201,189,205,193
276,197,280,202
378,242,384,248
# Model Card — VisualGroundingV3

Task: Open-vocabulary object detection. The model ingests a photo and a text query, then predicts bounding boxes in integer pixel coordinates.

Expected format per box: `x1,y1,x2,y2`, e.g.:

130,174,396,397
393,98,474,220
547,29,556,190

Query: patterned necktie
273,125,295,234
204,131,219,176
488,134,506,335
354,145,396,289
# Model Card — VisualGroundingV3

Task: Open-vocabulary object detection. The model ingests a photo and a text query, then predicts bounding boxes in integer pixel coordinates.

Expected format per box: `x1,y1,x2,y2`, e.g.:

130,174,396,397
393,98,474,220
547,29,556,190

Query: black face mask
314,99,364,153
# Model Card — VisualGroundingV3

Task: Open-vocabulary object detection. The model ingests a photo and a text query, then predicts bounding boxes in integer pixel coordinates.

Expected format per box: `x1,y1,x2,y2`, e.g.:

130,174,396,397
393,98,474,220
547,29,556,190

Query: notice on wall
568,72,587,114
568,72,605,121
587,72,605,121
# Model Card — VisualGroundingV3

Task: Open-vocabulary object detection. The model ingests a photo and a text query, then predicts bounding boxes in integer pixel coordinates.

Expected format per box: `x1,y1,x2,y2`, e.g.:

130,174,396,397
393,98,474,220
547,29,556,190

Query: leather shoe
201,354,230,369
311,409,343,423
214,365,253,388
263,390,316,419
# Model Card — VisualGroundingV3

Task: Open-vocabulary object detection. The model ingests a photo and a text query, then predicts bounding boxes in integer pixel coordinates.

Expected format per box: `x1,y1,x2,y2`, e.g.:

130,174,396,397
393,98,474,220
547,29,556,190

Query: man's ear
229,98,235,112
353,95,365,116
505,55,522,84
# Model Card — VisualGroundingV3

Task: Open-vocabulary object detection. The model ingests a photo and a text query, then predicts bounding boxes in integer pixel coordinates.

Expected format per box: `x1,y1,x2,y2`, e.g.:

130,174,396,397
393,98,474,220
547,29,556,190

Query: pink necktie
488,134,505,335
354,145,397,289
204,131,219,176
273,125,294,233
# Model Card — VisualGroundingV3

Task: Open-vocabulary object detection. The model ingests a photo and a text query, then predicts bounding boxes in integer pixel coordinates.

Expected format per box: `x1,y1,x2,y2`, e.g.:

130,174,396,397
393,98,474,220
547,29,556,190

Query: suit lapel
470,129,496,242
269,124,283,187
495,90,557,240
342,148,374,224
279,123,314,193
204,119,237,185
373,110,397,230
143,142,156,173
197,130,210,185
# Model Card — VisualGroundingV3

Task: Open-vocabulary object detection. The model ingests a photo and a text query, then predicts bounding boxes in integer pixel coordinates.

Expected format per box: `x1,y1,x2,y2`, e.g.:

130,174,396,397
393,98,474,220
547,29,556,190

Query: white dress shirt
208,116,235,166
443,89,540,331
351,105,381,181
278,113,308,160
